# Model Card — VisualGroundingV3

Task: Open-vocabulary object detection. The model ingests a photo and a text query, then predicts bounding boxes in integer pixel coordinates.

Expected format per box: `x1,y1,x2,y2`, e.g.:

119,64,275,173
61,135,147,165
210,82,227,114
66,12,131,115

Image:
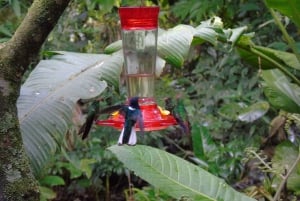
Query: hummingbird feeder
96,6,177,131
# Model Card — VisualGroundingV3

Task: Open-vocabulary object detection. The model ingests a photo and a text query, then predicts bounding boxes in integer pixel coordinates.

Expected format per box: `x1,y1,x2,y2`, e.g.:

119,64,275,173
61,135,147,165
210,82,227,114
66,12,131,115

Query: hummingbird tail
117,127,137,145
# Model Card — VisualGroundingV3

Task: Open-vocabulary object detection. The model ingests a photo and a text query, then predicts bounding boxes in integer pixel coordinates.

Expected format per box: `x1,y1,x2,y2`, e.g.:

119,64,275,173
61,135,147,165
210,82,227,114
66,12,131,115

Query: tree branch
0,0,72,82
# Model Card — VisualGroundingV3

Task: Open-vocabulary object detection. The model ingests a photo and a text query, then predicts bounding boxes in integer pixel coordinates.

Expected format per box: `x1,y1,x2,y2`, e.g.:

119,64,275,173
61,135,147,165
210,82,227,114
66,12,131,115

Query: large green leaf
261,69,300,113
17,51,123,175
108,145,256,201
157,24,195,67
265,0,300,28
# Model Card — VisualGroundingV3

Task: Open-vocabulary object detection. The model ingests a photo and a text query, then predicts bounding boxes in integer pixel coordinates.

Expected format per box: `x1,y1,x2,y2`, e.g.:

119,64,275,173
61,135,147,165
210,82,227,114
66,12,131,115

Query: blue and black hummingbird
118,96,144,145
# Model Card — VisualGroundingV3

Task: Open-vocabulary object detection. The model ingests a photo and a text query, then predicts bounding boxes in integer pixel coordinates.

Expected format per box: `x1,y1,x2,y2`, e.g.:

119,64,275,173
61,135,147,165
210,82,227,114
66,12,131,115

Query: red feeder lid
96,101,177,131
119,6,159,30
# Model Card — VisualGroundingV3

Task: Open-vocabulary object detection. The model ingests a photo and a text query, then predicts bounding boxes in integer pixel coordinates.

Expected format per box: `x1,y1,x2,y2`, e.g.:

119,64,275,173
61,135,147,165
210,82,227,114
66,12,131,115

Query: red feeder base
96,98,177,131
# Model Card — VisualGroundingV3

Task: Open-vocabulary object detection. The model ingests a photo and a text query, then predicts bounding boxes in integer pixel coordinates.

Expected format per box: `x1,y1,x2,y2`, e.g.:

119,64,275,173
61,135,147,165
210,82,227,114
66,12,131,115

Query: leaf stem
250,47,300,86
267,6,300,64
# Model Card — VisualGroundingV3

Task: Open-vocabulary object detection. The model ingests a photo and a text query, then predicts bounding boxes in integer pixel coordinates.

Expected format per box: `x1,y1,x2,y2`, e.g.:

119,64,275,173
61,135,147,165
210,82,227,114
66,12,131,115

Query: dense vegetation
1,0,300,200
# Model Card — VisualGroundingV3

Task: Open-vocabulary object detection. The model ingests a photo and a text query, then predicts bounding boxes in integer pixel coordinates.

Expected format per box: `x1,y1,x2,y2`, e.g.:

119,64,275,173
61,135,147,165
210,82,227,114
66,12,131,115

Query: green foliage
219,101,269,122
128,186,173,201
13,0,300,199
109,145,256,201
265,0,300,28
261,69,300,113
272,141,300,194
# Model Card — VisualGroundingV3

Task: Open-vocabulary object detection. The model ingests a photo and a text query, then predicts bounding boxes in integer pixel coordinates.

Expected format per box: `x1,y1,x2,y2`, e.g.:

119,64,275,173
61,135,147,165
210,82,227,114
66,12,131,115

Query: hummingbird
78,100,100,140
165,96,191,135
118,97,144,145
78,99,123,140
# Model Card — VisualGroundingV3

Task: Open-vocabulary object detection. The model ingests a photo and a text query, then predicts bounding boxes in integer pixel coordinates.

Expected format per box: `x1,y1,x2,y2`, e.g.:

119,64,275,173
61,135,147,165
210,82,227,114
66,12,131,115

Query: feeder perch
96,6,177,131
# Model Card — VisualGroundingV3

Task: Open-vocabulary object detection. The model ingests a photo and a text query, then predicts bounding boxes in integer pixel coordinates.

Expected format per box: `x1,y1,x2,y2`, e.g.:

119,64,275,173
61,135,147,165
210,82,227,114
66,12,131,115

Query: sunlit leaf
104,40,122,54
193,26,219,46
39,186,57,201
238,101,269,122
109,145,256,201
158,24,195,67
228,26,248,48
39,175,65,186
80,158,97,179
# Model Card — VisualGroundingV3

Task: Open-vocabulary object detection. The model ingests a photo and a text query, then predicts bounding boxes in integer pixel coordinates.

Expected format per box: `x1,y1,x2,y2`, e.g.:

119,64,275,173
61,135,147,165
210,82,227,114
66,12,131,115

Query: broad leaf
272,141,300,195
39,175,65,186
265,0,300,29
193,26,219,46
238,101,269,122
157,24,195,67
80,158,97,179
261,69,300,113
17,51,123,175
109,145,256,201
192,124,217,160
193,17,224,46
218,102,247,120
228,26,248,48
104,40,122,54
39,186,57,201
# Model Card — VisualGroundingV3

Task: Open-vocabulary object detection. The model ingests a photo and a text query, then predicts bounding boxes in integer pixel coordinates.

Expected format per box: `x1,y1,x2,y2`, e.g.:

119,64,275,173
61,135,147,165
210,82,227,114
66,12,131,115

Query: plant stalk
250,47,300,86
267,7,300,64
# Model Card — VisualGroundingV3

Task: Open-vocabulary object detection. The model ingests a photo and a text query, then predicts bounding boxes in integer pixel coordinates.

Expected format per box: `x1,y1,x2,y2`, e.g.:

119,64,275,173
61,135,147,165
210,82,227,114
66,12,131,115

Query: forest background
1,0,300,200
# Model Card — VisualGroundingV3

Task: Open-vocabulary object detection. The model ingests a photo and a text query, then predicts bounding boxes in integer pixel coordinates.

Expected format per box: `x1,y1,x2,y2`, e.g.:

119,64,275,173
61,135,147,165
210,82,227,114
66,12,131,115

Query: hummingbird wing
78,101,100,139
137,109,144,133
78,102,125,140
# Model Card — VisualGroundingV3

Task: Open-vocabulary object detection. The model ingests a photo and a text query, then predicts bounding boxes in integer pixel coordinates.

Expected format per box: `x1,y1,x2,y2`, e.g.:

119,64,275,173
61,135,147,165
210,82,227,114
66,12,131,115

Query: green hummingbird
165,96,191,135
78,100,100,140
78,99,123,140
118,97,144,145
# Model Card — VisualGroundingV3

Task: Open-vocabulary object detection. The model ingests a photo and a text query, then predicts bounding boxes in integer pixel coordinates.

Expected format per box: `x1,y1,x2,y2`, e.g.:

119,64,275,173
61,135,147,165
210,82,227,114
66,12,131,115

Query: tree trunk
0,0,71,200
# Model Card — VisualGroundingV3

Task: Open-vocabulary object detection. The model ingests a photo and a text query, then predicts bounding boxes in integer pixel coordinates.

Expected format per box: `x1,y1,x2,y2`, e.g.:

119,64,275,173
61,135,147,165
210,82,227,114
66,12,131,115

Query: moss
4,177,39,201
0,111,39,200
